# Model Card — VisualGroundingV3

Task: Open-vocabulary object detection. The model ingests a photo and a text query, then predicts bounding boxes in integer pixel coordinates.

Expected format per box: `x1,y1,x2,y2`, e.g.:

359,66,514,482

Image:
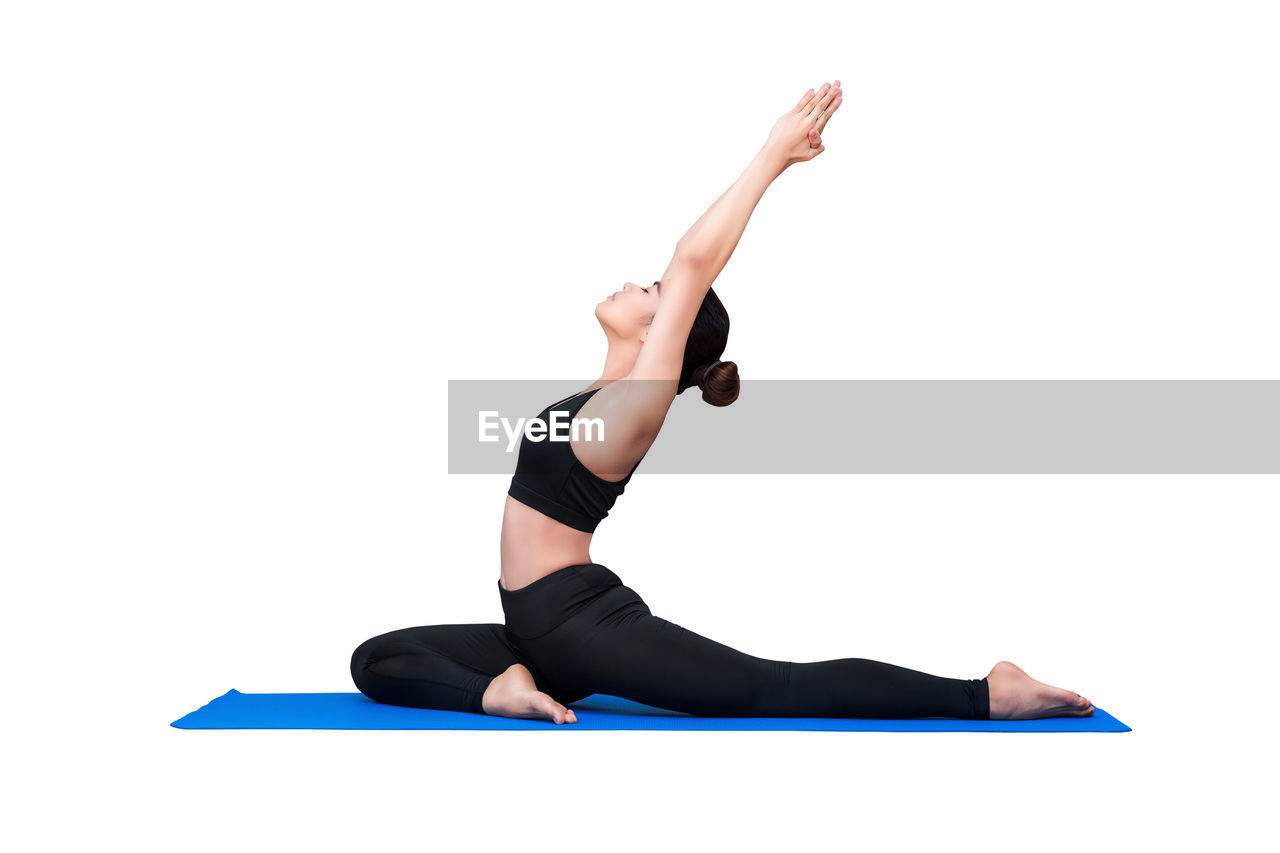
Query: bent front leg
351,623,538,714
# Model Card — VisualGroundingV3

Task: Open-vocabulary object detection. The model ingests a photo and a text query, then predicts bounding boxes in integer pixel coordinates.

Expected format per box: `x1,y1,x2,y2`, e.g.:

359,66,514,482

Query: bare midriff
499,495,594,592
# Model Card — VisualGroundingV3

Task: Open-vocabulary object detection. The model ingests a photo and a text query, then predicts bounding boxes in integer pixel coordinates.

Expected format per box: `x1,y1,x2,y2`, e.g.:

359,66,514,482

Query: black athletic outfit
351,389,990,719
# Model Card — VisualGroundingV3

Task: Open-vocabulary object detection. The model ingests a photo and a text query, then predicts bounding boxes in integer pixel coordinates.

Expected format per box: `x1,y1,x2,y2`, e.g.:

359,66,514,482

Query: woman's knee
350,630,407,696
349,634,382,695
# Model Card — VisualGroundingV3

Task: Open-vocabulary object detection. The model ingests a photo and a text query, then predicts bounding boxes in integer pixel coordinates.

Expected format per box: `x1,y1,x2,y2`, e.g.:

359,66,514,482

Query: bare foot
481,663,578,724
986,660,1094,720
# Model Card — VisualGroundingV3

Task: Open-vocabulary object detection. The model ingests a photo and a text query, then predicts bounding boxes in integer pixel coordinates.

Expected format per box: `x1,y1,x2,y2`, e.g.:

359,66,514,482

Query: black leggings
351,563,990,719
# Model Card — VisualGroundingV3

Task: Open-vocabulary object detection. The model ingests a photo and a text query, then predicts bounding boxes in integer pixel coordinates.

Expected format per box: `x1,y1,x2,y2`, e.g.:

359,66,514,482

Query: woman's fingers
801,82,831,115
815,92,843,132
808,83,840,120
799,81,832,114
795,80,842,115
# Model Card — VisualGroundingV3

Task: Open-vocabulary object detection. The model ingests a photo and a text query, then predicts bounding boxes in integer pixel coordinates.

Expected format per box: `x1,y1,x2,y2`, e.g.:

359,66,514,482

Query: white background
3,1,1277,850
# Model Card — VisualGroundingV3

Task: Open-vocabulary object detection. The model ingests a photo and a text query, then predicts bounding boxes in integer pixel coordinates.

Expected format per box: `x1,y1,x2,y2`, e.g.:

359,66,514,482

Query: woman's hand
763,80,843,168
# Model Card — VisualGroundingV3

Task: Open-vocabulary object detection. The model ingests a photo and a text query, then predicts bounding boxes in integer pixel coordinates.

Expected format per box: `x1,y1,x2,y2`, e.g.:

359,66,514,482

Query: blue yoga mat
172,690,1131,732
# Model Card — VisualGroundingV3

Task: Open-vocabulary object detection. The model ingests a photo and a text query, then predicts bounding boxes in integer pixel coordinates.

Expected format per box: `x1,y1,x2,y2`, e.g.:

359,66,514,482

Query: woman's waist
501,496,595,589
500,550,594,592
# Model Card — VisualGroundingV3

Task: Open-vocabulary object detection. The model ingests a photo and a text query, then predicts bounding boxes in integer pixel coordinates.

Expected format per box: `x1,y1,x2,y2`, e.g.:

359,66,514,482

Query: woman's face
595,280,661,341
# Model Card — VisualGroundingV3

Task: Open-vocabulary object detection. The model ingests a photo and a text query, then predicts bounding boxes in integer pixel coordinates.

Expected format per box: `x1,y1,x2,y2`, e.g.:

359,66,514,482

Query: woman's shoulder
571,379,673,480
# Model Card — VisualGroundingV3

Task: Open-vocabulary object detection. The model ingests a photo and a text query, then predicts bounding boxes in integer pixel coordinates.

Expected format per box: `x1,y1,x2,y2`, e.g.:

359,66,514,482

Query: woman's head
595,280,661,340
675,285,739,406
595,281,740,407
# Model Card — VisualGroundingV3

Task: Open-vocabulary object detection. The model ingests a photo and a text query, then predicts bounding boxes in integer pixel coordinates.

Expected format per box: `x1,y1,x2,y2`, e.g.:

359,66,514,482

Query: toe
531,693,567,723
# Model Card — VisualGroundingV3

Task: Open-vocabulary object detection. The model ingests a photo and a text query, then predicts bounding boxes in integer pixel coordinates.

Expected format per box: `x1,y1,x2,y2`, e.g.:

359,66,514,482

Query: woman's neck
598,338,641,383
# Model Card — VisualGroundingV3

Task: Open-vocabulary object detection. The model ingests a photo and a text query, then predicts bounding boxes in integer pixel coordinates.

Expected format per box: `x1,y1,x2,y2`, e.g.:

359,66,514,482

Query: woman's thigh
522,589,790,716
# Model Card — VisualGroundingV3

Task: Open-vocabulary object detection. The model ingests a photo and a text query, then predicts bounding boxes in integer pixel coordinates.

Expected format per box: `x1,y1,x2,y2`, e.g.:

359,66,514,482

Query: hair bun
698,359,740,407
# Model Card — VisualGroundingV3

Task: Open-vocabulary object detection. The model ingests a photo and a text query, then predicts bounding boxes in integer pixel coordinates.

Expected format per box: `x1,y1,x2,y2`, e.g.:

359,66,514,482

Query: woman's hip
497,563,646,643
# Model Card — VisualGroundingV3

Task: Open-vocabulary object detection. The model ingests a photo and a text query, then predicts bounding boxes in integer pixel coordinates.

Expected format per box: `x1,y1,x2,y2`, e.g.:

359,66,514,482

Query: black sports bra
507,387,643,533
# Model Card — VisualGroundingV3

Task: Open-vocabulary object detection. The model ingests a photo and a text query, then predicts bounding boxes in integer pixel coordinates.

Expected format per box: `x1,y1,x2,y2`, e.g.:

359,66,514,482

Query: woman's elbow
670,242,713,272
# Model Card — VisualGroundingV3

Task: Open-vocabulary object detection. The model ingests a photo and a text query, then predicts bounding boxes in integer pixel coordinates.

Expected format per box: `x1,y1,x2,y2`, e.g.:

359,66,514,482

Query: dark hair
673,284,740,407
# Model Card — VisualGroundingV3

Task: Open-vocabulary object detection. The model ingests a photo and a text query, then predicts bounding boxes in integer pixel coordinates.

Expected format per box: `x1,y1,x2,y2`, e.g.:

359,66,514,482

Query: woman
351,81,1095,724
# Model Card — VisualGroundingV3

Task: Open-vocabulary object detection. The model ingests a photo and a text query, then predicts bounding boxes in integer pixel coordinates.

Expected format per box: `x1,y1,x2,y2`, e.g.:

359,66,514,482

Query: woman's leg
350,623,586,714
541,603,989,719
502,566,988,719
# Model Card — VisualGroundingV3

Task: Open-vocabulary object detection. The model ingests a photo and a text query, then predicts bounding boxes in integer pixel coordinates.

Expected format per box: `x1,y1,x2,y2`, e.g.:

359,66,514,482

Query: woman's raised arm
590,82,844,453
634,81,845,387
672,81,843,282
